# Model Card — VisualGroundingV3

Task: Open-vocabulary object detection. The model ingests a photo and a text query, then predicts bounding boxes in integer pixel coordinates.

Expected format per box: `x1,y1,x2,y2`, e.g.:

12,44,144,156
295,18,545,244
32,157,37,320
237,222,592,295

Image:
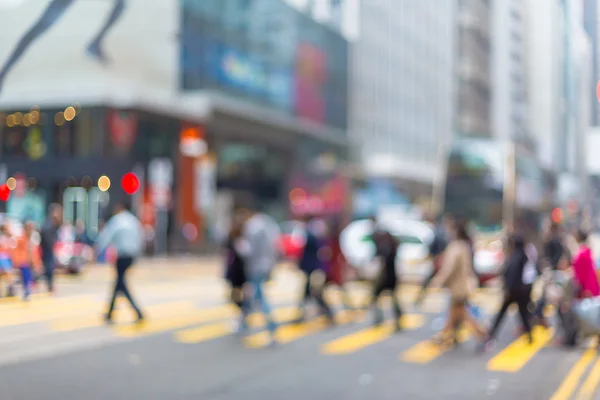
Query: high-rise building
584,0,600,126
348,0,455,198
492,0,530,144
525,0,565,168
455,0,493,137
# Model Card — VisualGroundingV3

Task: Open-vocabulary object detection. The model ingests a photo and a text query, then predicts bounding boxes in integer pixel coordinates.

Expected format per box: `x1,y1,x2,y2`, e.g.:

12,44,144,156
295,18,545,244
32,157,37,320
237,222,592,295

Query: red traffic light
0,184,9,202
121,172,140,195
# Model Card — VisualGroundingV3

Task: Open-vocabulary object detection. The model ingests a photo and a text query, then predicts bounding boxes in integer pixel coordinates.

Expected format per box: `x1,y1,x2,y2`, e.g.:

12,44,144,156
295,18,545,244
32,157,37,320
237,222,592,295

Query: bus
437,137,549,240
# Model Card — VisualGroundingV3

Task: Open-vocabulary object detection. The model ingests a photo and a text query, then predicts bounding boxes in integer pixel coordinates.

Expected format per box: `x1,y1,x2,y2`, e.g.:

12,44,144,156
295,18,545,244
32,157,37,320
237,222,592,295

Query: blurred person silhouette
296,215,335,324
571,229,600,299
369,219,403,330
322,218,355,312
95,201,144,324
415,213,453,306
0,223,15,297
0,0,126,93
429,220,485,346
40,203,62,294
236,200,280,346
224,211,247,330
12,221,42,300
534,222,568,327
483,234,534,350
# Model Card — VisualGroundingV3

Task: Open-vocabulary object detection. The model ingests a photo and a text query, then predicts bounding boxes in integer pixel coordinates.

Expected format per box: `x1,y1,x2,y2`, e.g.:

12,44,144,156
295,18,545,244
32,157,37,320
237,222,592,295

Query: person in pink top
572,230,600,299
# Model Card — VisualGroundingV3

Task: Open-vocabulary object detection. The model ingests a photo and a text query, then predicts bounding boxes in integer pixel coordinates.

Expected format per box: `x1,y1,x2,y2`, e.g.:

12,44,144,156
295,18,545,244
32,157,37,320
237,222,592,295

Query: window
54,123,75,156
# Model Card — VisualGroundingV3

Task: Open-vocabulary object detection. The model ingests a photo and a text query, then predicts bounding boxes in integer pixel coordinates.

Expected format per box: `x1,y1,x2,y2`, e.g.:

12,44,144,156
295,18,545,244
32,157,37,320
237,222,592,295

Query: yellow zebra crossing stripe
113,304,237,338
400,328,471,364
487,326,554,373
321,314,425,355
174,307,301,344
50,301,195,332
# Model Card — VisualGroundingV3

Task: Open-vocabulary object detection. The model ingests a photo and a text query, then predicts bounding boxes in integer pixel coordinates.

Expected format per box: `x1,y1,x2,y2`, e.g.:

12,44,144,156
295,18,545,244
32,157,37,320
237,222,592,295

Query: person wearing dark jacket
534,222,567,326
39,204,62,294
485,234,533,348
225,220,246,311
371,227,403,330
296,217,334,323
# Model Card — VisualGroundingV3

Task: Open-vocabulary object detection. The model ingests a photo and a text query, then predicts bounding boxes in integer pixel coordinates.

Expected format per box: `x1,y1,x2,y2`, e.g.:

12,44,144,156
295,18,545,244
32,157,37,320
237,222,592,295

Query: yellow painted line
487,327,554,373
244,317,329,348
0,299,101,327
0,294,94,311
550,348,596,400
175,322,233,344
50,301,195,332
577,355,600,400
401,328,471,364
321,314,425,355
174,307,301,344
113,304,238,338
244,309,360,349
245,307,302,328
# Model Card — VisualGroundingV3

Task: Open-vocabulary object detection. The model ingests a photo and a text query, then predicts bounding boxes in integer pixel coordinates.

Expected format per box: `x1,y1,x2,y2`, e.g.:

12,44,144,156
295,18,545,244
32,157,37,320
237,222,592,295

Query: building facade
0,0,349,250
455,0,493,138
525,0,565,169
491,0,530,143
349,0,455,200
584,0,600,127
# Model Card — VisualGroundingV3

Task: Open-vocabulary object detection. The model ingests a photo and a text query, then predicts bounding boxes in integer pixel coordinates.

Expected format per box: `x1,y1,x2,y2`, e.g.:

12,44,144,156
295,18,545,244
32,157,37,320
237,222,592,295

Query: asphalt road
0,261,597,400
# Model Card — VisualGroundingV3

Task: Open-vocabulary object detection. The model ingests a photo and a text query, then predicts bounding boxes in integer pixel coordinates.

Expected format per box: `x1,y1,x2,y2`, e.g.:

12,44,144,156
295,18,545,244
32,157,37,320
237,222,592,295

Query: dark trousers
372,275,402,325
107,256,143,319
42,257,55,293
299,270,334,320
489,286,532,341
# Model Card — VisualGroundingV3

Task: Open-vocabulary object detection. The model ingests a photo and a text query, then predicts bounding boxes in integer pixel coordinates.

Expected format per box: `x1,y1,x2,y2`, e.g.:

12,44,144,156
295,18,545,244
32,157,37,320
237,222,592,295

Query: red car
278,221,305,261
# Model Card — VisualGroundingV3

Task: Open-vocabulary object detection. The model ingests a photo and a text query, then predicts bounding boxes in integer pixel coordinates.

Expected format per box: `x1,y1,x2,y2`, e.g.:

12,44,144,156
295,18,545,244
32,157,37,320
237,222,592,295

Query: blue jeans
243,276,276,333
20,267,32,299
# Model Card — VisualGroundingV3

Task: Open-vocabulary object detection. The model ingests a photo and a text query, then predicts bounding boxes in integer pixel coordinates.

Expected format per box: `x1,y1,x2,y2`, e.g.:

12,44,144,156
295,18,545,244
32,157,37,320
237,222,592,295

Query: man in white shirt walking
95,201,145,323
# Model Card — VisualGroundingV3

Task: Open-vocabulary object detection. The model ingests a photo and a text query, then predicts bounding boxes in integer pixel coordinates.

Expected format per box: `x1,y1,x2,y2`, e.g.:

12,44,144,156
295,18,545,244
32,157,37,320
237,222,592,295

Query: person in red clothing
322,219,354,311
571,229,600,299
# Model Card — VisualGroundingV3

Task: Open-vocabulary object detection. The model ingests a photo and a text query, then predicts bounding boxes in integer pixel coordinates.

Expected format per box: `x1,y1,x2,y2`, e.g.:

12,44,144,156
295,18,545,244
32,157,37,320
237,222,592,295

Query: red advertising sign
108,110,138,151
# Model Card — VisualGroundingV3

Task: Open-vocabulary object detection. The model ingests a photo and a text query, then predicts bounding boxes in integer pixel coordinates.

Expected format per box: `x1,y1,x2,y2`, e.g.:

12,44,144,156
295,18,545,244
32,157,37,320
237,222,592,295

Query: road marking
175,322,233,344
113,304,238,338
50,301,195,332
244,317,330,348
577,355,600,400
487,326,554,373
0,294,94,311
0,299,101,327
550,348,596,400
321,314,425,355
174,307,301,344
400,328,471,364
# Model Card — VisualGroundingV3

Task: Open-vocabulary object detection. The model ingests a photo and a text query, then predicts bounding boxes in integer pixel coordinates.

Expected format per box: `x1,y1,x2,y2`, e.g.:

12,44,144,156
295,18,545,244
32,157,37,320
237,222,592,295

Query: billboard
0,0,178,106
179,0,348,130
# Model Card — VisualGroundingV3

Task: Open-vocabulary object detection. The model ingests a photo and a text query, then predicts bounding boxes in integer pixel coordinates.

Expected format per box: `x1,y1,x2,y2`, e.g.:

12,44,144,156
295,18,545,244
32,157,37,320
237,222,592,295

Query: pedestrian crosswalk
0,276,599,399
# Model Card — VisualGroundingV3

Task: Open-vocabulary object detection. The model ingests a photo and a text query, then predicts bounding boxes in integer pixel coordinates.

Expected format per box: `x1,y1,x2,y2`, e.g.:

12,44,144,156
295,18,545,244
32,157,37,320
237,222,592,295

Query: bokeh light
98,175,111,192
6,177,16,191
121,172,139,195
0,184,10,202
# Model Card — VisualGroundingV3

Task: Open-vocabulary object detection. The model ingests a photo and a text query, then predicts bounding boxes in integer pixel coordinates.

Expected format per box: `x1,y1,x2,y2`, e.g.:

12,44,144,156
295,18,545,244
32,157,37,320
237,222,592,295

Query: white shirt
95,211,144,258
